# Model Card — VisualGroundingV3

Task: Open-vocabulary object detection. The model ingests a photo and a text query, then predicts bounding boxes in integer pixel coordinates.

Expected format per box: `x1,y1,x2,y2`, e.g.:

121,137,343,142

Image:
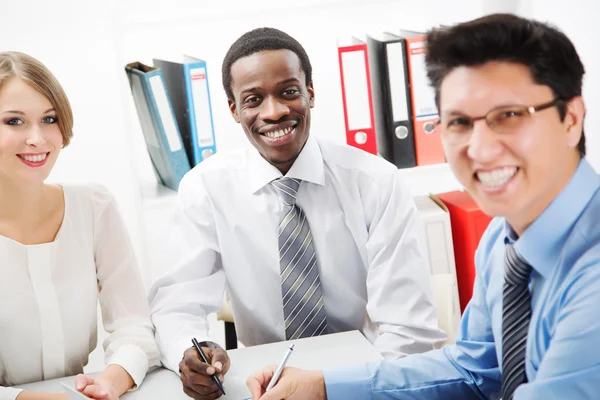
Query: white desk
19,330,382,399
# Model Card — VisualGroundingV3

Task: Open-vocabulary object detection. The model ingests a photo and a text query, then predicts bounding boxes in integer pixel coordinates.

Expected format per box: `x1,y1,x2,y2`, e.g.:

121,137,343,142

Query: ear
228,98,240,123
307,82,315,108
564,96,585,149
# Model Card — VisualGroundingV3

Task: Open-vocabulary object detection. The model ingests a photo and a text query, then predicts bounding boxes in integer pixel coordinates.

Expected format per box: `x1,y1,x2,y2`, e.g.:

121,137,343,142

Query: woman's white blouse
0,184,160,400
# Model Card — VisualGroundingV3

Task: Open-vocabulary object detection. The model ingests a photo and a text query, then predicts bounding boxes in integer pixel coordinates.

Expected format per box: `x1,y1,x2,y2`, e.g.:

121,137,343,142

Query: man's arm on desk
364,170,447,359
148,174,231,400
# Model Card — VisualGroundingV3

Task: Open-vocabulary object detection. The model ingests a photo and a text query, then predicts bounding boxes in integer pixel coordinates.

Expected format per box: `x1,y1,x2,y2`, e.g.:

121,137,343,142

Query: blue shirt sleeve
324,247,502,399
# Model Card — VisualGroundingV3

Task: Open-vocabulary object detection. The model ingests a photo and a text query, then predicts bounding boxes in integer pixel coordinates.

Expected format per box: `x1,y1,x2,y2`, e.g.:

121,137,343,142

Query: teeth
477,167,517,188
21,153,47,163
265,127,293,139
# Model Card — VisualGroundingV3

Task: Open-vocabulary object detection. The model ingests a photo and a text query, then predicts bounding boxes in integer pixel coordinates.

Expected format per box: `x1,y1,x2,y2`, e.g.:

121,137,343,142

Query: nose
25,123,46,147
260,96,290,121
466,119,504,162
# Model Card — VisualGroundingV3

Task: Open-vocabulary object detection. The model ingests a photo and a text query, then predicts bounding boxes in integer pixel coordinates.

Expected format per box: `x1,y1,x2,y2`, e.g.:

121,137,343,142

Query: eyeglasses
437,97,565,144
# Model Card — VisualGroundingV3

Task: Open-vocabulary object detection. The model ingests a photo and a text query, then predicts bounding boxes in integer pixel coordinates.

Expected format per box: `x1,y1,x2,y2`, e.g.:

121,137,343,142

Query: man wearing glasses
246,13,600,400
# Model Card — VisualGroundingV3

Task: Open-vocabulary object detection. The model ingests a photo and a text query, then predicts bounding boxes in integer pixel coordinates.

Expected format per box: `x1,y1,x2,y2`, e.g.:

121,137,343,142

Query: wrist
98,364,134,395
311,370,327,400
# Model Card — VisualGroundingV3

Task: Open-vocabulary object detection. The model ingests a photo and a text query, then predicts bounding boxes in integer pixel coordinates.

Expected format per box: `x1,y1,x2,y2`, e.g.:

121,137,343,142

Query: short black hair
425,13,586,157
221,27,313,101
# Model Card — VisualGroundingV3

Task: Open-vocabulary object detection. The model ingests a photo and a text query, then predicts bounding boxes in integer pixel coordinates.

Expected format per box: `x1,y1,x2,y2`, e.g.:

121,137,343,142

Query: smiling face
0,77,63,185
228,49,314,175
439,61,584,234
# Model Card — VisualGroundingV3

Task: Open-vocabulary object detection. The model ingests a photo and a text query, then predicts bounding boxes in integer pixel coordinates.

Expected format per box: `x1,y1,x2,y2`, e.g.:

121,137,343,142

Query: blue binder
153,56,217,166
125,62,191,190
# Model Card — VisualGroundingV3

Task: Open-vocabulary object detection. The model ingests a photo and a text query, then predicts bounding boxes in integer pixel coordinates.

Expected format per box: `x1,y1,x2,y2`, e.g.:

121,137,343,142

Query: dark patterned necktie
502,243,533,400
272,177,328,340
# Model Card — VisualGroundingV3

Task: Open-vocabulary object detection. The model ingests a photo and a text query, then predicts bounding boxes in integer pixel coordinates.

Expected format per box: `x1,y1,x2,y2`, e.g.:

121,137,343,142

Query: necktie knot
272,177,301,207
504,244,533,286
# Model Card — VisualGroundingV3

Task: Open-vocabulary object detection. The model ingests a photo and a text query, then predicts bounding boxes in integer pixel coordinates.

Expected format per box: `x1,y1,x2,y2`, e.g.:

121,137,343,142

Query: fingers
246,365,277,400
182,383,223,400
209,348,230,375
80,383,109,399
180,362,225,398
183,346,217,376
74,374,95,391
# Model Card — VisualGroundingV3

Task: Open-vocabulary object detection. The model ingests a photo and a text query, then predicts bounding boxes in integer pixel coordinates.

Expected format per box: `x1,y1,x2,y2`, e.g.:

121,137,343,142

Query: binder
337,37,377,155
414,194,461,344
399,30,445,166
153,56,217,166
125,62,191,191
434,190,493,312
366,33,416,168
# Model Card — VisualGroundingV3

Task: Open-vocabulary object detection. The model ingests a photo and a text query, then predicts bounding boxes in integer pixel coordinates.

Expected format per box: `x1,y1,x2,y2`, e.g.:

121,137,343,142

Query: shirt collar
247,135,325,194
504,158,600,278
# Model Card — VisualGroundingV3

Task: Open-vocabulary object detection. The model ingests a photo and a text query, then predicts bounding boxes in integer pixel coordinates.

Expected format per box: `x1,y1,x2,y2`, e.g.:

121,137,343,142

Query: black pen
191,338,226,395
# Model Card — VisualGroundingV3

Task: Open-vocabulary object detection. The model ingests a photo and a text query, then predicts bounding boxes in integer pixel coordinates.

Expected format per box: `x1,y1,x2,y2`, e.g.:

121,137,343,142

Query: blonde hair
0,51,74,146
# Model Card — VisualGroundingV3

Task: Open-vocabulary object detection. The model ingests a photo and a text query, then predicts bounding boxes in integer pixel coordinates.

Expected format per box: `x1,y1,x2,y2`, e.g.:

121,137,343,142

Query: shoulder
564,189,600,289
572,187,600,245
179,148,248,193
316,136,398,184
61,183,115,210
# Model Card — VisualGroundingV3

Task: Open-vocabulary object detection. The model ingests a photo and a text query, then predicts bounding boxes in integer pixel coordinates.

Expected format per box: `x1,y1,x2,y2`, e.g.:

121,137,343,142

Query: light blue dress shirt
324,158,600,399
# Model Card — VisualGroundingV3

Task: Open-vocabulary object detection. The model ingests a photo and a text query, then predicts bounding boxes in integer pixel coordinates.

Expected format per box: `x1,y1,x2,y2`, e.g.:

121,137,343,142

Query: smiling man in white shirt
148,27,446,400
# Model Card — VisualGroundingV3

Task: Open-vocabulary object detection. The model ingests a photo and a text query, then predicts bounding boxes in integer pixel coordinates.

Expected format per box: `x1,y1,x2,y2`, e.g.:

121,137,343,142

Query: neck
509,155,580,236
0,177,46,224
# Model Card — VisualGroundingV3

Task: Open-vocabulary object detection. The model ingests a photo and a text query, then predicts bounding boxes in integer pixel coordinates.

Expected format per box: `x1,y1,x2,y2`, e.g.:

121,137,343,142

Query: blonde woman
0,52,160,400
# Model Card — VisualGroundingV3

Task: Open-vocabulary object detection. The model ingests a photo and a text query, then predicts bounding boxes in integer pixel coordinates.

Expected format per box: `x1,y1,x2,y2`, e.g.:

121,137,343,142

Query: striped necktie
272,177,328,340
501,243,533,400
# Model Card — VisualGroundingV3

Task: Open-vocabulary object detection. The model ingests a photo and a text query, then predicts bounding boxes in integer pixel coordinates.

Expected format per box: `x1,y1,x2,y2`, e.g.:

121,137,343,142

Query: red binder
337,39,377,155
402,32,446,166
434,190,493,312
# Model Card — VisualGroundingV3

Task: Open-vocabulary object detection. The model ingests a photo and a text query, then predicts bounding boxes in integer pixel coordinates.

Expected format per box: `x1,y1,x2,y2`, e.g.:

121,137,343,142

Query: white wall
1,0,147,282
2,0,598,284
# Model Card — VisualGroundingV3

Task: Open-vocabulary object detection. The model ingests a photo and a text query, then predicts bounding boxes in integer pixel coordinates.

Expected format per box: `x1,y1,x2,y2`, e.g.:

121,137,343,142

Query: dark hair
222,27,313,101
425,13,586,157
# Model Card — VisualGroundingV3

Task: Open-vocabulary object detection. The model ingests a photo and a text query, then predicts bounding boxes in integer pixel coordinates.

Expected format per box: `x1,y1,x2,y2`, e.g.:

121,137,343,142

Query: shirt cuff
106,344,149,390
1,387,24,400
323,363,372,400
165,335,213,374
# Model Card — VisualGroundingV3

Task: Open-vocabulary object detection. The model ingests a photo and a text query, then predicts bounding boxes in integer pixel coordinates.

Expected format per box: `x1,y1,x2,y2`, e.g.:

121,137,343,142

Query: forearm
324,347,492,400
15,391,66,400
97,364,134,396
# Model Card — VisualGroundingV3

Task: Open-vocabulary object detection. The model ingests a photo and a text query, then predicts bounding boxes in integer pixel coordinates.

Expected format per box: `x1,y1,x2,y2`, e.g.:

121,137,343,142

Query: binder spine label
409,41,438,118
341,50,372,130
190,67,215,147
149,75,183,152
386,42,409,122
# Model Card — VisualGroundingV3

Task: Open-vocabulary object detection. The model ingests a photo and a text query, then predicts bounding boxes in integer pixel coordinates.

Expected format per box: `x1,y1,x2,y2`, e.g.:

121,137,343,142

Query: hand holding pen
178,338,231,399
245,343,327,400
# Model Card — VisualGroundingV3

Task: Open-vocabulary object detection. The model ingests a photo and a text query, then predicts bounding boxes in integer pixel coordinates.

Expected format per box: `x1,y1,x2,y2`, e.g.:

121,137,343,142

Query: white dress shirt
0,184,160,400
149,136,447,372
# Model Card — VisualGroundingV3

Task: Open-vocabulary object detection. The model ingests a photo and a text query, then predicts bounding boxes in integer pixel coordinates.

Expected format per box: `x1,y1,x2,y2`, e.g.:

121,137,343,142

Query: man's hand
246,365,327,400
74,374,117,399
179,342,231,399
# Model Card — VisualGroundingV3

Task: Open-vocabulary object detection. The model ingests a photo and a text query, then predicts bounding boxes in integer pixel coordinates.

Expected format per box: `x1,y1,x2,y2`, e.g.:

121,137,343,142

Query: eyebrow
239,78,301,96
443,102,525,117
0,108,55,115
